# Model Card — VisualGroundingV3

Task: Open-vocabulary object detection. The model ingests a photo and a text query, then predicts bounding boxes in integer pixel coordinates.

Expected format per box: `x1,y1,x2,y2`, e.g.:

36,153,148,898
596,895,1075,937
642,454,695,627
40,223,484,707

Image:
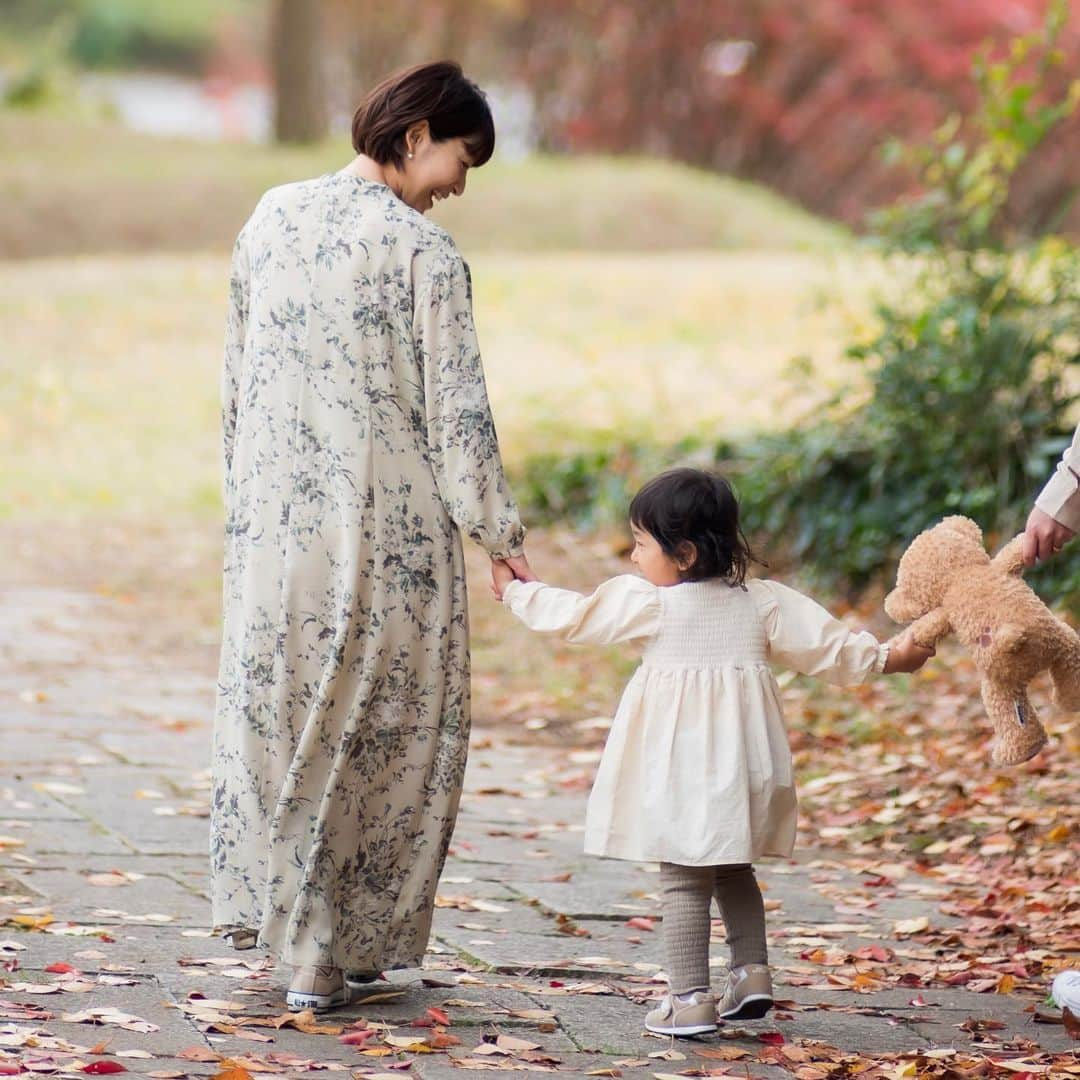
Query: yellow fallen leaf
9,914,54,930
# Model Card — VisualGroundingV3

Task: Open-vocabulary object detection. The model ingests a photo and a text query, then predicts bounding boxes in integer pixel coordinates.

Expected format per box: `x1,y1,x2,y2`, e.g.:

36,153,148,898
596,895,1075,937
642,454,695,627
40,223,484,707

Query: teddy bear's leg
1048,619,1080,712
980,678,1048,766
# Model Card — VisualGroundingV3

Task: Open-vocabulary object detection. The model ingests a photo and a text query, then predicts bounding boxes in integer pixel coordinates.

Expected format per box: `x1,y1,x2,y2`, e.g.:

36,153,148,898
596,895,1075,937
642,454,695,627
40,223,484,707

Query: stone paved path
1,585,1074,1076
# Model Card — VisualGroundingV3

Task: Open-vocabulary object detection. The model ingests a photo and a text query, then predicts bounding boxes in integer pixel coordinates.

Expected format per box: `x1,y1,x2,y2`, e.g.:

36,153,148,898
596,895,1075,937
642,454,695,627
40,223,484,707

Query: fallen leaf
697,1047,750,1061
213,1066,255,1080
340,1029,378,1046
81,1064,128,1075
892,917,930,936
1065,1006,1080,1040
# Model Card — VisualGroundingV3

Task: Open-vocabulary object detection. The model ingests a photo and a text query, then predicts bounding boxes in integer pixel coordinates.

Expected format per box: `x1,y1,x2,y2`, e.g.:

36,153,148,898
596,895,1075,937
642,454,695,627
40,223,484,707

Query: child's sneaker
644,990,718,1037
286,965,350,1012
716,964,773,1020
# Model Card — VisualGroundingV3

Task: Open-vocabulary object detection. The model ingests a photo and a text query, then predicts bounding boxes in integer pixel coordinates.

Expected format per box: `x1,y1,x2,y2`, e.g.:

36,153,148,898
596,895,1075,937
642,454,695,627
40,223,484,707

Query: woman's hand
883,631,936,675
1022,508,1075,567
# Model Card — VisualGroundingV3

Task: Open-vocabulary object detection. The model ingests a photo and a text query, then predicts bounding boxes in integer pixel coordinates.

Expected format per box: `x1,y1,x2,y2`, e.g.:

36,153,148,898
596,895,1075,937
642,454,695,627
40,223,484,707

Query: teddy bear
884,515,1080,765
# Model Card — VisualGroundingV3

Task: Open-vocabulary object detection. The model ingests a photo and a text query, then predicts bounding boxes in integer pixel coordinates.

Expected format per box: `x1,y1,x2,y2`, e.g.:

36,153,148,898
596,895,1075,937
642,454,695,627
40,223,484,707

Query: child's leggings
660,862,768,994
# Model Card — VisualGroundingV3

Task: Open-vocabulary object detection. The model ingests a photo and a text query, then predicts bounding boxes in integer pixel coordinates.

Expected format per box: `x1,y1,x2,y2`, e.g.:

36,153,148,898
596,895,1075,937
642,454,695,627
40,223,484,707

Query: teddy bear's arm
990,534,1026,577
906,608,953,648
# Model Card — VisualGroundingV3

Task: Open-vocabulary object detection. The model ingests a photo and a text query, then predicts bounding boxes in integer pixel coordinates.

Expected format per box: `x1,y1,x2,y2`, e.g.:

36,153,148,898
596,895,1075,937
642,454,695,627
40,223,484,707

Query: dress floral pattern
211,174,524,970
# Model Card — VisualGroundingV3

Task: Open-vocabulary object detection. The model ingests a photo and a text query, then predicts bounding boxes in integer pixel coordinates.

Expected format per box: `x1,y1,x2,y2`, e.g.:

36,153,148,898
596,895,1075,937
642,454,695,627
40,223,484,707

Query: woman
211,61,532,1011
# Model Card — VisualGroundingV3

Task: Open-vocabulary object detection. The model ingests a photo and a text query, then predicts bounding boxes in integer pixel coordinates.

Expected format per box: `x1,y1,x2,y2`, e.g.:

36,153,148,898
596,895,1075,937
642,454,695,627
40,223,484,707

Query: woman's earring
407,151,414,159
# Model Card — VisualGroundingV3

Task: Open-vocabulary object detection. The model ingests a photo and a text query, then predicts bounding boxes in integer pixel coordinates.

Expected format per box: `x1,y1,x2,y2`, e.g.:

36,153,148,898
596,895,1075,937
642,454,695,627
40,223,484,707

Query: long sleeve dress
502,575,887,866
211,174,524,971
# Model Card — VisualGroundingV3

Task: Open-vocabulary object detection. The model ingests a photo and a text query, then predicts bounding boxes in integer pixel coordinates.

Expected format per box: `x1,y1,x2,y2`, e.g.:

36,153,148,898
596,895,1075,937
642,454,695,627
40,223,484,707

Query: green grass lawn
0,112,846,257
0,250,877,520
0,115,871,519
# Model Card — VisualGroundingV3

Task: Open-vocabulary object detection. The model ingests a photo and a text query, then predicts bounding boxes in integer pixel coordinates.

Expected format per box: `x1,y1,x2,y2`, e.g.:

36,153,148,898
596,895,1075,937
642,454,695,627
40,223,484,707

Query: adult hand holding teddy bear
885,516,1080,766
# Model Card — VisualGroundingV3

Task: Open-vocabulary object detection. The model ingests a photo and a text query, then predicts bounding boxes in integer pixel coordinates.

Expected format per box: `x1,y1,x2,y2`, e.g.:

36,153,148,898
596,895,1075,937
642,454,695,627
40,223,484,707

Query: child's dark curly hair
629,468,762,584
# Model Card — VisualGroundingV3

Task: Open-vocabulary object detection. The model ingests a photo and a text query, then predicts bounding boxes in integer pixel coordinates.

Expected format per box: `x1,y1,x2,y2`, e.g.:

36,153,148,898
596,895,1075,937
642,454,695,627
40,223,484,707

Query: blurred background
1,0,1079,689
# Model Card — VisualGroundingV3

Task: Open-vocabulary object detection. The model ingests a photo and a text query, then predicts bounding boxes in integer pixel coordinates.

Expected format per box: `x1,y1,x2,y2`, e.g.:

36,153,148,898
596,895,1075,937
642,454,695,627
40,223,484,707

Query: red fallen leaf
45,963,77,974
549,980,564,988
853,945,893,963
408,1016,435,1028
97,935,115,944
427,1031,461,1049
81,1064,127,1075
427,1007,451,1026
626,917,655,932
908,995,929,1007
759,1032,785,1045
339,1029,378,1045
0,1067,23,1076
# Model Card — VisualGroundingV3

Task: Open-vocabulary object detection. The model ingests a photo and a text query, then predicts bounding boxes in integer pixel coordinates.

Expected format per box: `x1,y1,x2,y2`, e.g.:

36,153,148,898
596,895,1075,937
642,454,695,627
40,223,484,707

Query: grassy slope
0,112,846,257
0,251,877,520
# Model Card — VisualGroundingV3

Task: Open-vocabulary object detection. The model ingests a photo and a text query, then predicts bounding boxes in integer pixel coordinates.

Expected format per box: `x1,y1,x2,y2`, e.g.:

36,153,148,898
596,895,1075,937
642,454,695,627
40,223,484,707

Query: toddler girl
493,468,933,1036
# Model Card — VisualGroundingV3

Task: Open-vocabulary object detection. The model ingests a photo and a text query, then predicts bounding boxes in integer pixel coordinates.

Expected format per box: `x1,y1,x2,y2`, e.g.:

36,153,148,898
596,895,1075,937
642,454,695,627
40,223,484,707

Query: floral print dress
211,174,525,971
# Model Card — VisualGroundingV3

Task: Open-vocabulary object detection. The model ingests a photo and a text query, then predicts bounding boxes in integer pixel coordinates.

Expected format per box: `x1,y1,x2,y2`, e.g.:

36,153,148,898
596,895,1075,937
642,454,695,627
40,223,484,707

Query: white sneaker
1052,970,1080,1013
286,965,350,1012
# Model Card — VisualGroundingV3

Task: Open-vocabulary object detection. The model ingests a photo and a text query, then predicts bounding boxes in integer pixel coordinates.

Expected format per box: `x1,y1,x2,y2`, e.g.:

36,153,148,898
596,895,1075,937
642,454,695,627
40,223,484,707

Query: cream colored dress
503,575,888,866
212,175,524,971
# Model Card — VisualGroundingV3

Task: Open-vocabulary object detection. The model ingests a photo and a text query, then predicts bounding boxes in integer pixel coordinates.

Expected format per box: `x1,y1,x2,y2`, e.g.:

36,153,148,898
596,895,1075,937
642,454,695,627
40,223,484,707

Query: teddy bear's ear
884,587,925,623
941,515,983,545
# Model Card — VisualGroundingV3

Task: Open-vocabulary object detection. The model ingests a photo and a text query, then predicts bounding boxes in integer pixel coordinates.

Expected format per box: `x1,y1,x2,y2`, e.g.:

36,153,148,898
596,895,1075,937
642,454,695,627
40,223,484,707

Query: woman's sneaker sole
286,986,350,1012
717,994,773,1021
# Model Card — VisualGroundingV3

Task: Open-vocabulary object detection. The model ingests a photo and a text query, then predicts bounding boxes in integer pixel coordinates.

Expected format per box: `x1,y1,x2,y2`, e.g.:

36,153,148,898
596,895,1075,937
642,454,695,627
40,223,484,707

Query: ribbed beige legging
660,862,768,994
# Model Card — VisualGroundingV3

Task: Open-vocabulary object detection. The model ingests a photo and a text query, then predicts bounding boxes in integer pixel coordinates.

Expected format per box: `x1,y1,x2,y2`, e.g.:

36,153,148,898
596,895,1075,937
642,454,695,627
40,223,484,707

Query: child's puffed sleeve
502,575,661,646
750,579,889,684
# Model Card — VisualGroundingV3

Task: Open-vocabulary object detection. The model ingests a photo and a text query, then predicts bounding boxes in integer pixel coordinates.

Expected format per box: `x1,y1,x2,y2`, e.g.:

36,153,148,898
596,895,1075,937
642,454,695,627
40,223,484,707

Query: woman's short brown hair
352,60,495,169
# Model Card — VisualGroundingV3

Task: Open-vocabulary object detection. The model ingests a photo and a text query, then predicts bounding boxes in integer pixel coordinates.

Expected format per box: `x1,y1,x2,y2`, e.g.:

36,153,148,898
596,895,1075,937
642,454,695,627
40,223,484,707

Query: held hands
1022,507,1074,567
884,630,936,675
490,552,537,600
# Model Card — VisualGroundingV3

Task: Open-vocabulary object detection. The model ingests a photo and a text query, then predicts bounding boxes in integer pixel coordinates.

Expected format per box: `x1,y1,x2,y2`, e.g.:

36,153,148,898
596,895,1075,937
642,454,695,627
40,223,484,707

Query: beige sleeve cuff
1035,465,1080,533
873,642,890,676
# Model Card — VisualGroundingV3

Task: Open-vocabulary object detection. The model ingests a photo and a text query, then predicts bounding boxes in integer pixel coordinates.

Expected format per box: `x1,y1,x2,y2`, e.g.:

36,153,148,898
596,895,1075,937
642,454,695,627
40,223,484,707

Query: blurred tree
272,0,326,143
319,0,1080,236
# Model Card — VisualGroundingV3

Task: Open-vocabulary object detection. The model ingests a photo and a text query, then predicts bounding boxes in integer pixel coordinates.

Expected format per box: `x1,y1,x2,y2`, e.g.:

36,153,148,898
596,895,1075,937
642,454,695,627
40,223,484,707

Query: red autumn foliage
326,0,1080,235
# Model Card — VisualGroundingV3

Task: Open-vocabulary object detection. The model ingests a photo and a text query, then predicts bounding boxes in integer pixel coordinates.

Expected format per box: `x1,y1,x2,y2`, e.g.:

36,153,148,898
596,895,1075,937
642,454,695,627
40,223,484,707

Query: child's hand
884,631,936,674
490,559,516,600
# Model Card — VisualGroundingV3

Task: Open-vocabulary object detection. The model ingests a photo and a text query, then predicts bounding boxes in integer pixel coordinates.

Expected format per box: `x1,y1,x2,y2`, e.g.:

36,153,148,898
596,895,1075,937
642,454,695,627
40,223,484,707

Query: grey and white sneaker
644,990,718,1037
286,965,350,1012
345,970,382,990
716,964,773,1020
